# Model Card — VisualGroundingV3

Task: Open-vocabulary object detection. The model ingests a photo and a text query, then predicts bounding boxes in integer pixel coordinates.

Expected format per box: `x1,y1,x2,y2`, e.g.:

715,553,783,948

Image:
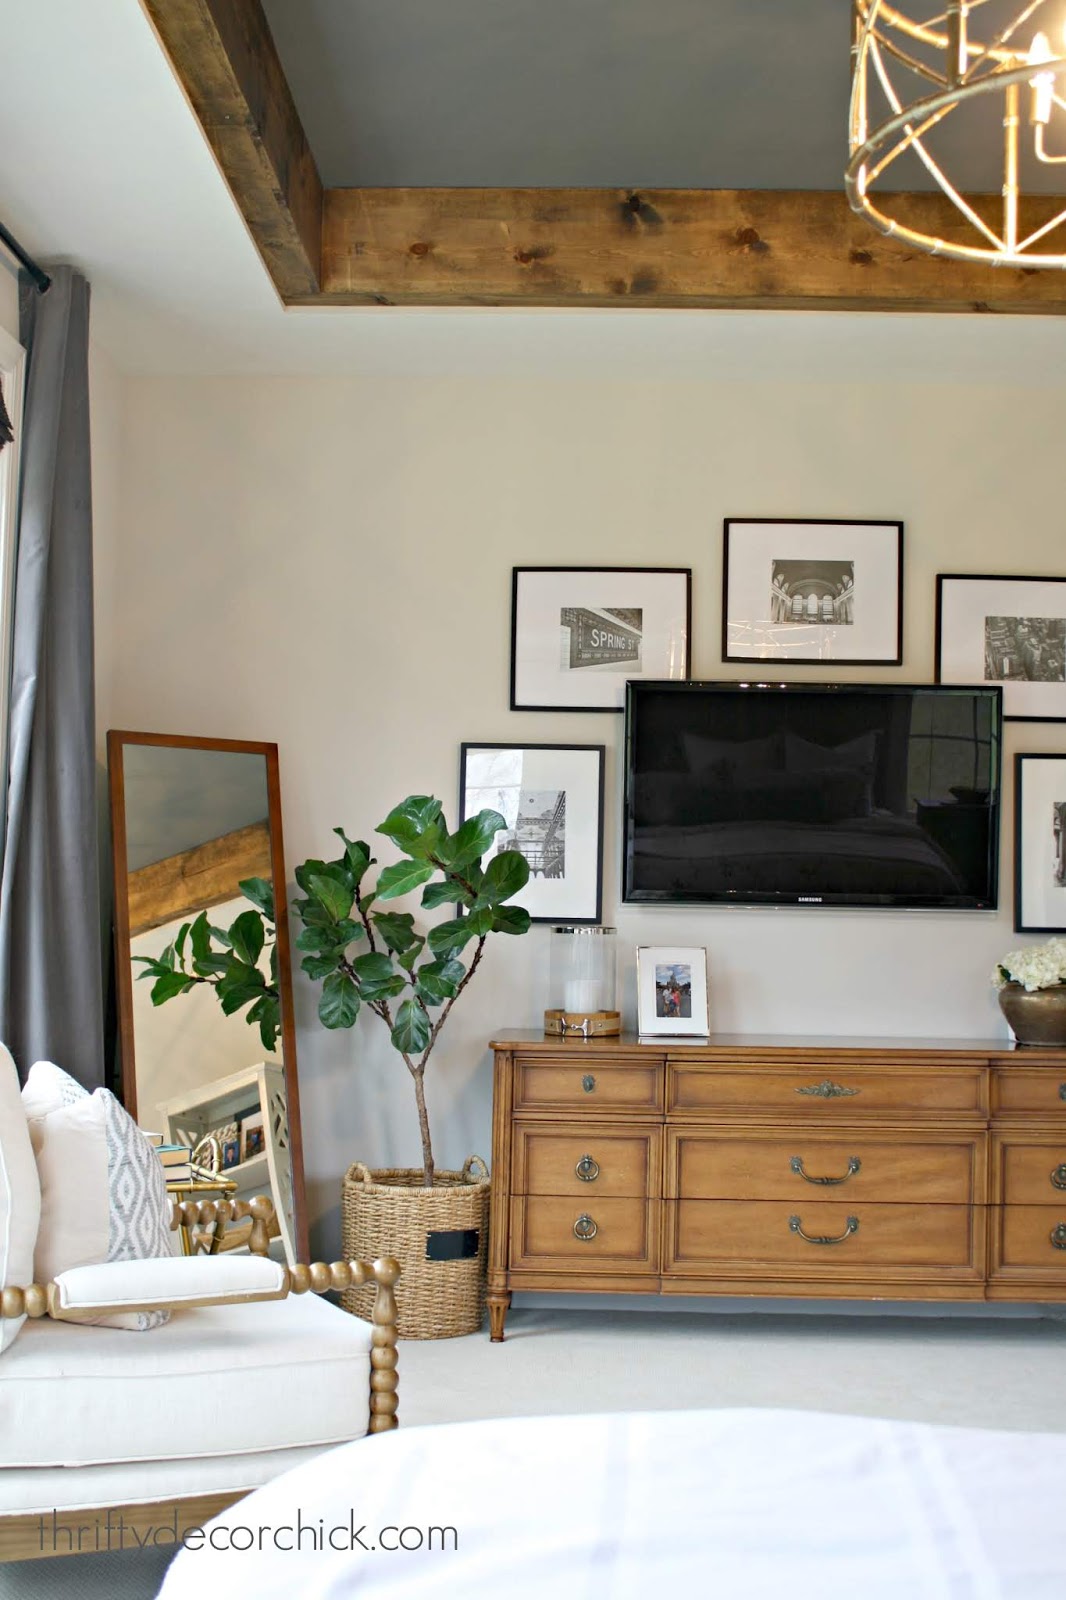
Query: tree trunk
413,1069,434,1186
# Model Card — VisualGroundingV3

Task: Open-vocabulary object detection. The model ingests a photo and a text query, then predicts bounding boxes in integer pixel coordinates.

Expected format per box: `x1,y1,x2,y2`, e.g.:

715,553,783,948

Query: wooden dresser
486,1032,1066,1339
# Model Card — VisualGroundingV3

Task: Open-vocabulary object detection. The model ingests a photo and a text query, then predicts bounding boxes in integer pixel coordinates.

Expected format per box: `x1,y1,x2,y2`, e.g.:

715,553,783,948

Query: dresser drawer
665,1199,977,1273
509,1196,659,1272
512,1124,660,1199
667,1131,980,1204
667,1063,984,1117
998,1142,1066,1204
992,1070,1066,1117
995,1206,1066,1271
513,1056,664,1114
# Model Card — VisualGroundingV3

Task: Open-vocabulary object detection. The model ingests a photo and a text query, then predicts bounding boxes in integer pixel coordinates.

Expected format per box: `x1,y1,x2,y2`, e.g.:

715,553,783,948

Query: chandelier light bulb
1029,32,1055,124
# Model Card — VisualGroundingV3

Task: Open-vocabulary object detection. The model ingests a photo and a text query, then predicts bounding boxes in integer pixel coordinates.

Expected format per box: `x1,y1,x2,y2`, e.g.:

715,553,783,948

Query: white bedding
159,1408,1066,1598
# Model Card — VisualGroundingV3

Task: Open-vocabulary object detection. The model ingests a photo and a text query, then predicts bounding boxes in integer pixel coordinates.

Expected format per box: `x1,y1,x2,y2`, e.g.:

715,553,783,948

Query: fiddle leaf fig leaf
414,957,465,1006
351,951,400,997
377,797,445,856
333,829,372,882
239,876,275,923
302,953,342,981
371,911,420,952
427,916,478,956
482,849,530,904
308,872,355,924
188,911,212,965
437,810,506,871
466,905,494,937
421,878,472,910
319,972,360,1030
228,910,265,968
391,998,431,1055
375,859,435,902
492,904,531,936
149,972,196,1005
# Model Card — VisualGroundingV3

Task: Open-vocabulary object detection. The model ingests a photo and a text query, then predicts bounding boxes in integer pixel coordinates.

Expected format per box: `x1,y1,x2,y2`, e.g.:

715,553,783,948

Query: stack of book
156,1143,216,1186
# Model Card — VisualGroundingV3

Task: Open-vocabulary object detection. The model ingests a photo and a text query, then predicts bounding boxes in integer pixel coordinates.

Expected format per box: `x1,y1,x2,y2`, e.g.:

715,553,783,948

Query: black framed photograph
1014,753,1066,933
936,574,1066,723
510,567,691,712
459,743,605,923
722,518,904,665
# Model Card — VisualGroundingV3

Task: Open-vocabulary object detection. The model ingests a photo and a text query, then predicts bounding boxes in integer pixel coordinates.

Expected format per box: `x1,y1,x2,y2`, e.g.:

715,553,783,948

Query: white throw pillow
24,1065,175,1330
0,1043,42,1354
21,1057,89,1116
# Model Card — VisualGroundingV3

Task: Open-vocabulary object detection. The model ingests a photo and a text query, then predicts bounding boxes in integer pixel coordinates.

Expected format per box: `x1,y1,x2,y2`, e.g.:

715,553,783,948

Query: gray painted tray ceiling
260,0,1064,193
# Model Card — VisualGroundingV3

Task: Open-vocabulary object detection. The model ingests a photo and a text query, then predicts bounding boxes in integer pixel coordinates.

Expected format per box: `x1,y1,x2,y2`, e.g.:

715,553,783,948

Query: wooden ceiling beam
312,187,1066,313
138,5,1066,313
140,0,322,297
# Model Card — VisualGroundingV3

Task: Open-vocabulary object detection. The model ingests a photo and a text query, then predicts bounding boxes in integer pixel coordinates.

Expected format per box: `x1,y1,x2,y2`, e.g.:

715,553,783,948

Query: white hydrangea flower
994,937,1066,992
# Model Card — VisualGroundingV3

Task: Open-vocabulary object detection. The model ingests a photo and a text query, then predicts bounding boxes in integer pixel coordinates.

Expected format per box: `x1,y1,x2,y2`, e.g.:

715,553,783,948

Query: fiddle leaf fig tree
291,796,531,1186
132,877,282,1052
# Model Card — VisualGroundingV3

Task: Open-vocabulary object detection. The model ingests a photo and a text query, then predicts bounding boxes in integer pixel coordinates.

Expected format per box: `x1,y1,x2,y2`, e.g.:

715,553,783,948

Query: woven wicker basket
341,1157,490,1339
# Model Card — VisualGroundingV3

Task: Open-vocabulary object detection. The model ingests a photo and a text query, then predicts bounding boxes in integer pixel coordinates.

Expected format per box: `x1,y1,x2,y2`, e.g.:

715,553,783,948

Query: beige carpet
4,1306,1064,1599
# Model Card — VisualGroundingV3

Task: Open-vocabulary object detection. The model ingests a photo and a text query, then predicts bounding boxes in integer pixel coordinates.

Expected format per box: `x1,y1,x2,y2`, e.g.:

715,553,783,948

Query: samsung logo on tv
797,896,823,903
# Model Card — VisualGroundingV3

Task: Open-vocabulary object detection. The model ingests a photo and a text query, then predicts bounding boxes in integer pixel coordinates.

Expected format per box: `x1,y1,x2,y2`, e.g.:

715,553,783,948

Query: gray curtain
0,266,103,1087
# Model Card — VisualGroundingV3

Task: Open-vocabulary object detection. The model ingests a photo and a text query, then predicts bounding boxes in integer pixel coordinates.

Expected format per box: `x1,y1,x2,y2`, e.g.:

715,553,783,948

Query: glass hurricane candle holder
544,926,620,1037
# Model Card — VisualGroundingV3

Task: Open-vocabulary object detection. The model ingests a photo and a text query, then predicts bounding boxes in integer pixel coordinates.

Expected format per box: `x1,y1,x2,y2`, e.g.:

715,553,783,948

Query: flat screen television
622,681,1002,909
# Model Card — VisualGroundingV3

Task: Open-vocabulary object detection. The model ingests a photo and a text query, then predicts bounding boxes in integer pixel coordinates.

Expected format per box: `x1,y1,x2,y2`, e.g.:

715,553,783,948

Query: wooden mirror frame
107,729,308,1262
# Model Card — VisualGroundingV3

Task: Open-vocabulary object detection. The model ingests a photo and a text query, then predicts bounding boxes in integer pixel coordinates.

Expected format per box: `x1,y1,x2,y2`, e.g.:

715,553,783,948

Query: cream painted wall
0,271,16,338
98,361,1066,1253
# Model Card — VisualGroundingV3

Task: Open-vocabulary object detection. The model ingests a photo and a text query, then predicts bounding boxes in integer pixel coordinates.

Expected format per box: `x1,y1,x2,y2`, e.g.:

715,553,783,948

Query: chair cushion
52,1254,286,1314
0,1292,373,1468
0,1044,41,1355
23,1064,175,1330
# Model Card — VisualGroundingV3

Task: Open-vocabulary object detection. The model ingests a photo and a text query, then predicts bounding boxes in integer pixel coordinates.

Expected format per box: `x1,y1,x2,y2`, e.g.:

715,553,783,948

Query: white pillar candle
564,978,603,1013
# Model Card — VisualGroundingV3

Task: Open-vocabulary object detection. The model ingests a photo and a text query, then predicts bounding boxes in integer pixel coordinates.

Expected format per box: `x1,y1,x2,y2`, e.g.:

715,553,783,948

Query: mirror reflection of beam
127,820,272,937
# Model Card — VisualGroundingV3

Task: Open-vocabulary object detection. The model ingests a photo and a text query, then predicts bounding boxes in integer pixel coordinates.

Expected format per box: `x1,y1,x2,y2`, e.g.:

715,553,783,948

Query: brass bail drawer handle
789,1214,859,1246
1051,1223,1066,1251
573,1213,598,1241
575,1154,600,1182
1051,1164,1066,1192
795,1080,860,1100
582,1074,596,1094
790,1155,861,1186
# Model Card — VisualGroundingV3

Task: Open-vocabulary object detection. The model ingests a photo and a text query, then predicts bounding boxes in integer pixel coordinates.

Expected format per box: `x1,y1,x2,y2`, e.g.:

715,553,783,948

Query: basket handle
462,1155,490,1182
350,1161,375,1185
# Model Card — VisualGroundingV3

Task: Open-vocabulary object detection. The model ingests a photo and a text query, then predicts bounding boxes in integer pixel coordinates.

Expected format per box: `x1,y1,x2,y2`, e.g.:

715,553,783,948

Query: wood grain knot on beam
408,242,431,258
850,247,876,266
621,193,663,230
514,246,554,266
734,226,770,255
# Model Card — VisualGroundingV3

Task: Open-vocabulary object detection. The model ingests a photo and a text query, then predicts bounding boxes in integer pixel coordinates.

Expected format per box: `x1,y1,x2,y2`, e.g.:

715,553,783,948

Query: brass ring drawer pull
1051,1164,1066,1191
573,1213,598,1241
582,1074,596,1094
789,1214,859,1246
790,1155,861,1186
795,1080,860,1099
575,1154,600,1182
1051,1224,1066,1251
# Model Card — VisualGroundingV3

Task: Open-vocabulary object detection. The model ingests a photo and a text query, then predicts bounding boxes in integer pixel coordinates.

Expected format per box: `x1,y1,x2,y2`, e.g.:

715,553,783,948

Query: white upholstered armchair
0,1047,399,1563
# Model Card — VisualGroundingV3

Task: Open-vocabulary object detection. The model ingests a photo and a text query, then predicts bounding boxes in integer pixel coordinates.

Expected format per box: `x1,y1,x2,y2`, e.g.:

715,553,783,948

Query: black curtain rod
0,219,50,294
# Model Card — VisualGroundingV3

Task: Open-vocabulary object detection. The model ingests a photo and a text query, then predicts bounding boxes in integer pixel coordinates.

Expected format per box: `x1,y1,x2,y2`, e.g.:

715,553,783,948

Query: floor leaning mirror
107,730,308,1264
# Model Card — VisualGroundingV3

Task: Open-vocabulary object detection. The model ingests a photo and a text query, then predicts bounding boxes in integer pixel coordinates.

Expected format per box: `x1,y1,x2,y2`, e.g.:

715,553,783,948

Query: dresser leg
487,1288,511,1342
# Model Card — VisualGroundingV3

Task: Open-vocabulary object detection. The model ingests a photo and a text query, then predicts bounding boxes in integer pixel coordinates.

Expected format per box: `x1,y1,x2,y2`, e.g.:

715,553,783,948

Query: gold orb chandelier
848,2,1066,267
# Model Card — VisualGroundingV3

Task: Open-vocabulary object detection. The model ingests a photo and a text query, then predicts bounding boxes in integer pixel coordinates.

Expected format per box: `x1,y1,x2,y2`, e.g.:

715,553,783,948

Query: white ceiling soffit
1,2,1066,382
